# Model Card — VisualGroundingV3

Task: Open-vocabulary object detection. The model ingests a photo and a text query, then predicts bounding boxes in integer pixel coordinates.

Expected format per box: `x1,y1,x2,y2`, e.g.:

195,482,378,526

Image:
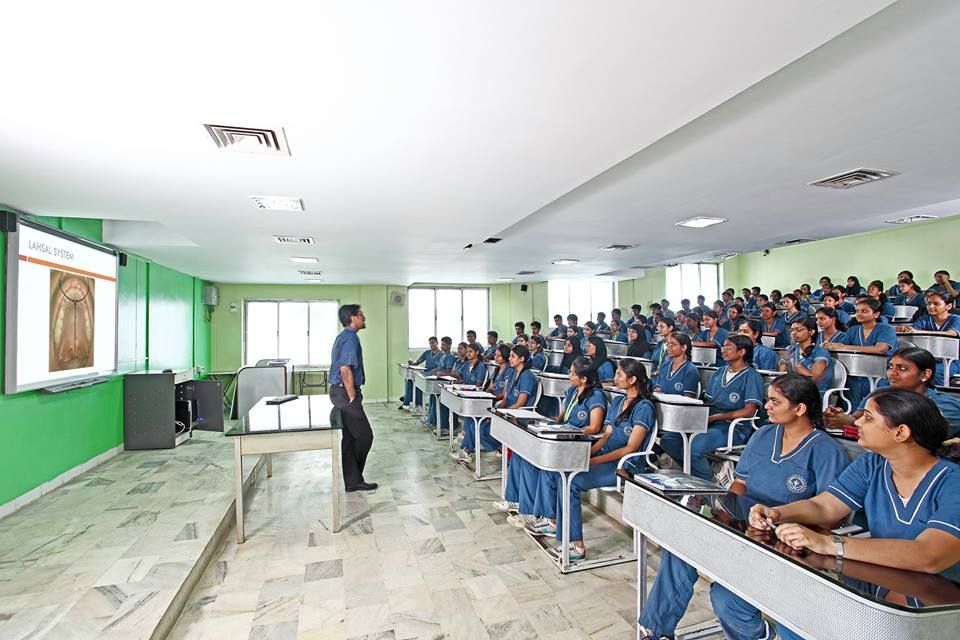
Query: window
244,300,340,366
547,279,617,323
665,263,719,308
408,288,489,349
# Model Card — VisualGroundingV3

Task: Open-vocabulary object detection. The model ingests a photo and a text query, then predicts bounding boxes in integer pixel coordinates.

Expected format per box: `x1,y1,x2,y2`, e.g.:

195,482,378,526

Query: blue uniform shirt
595,321,611,333
596,360,615,383
437,351,456,371
419,348,443,372
817,330,851,347
655,360,700,396
482,344,498,360
845,323,897,355
549,326,566,337
913,314,960,334
330,327,364,386
530,352,547,371
560,386,607,428
609,331,629,344
783,311,805,326
762,316,789,348
827,453,960,579
786,344,833,393
503,368,538,407
650,341,669,372
928,280,960,301
753,344,778,371
856,381,960,437
703,365,764,425
601,396,656,455
491,366,511,395
734,424,849,505
695,327,729,351
460,361,486,386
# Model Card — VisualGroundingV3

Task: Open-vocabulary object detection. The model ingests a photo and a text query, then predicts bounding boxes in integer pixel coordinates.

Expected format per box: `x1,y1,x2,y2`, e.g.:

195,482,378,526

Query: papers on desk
652,392,704,405
455,390,495,399
497,408,543,419
633,469,726,496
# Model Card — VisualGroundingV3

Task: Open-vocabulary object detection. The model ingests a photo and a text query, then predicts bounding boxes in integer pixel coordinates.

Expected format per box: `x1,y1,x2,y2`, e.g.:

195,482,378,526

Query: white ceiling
3,0,956,285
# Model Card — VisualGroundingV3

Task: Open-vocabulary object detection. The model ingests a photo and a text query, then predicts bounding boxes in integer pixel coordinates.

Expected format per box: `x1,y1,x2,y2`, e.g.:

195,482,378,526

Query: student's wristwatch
831,534,845,573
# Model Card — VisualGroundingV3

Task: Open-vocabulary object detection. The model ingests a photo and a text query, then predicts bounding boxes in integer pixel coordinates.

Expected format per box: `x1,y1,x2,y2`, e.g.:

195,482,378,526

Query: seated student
528,335,548,371
662,335,763,479
760,303,788,348
660,299,676,320
929,269,960,306
653,331,700,397
734,296,746,309
898,277,926,310
425,337,457,426
547,335,582,375
819,291,850,326
626,304,646,327
626,323,652,358
442,341,484,441
450,341,468,377
845,275,866,298
549,314,566,337
512,321,526,344
831,287,856,314
781,317,833,395
782,293,805,327
738,320,778,371
403,336,441,408
529,359,656,560
885,269,910,304
482,331,500,361
566,313,583,338
799,282,812,300
580,321,597,352
740,288,754,309
722,304,745,332
823,298,897,408
695,295,712,316
608,319,629,343
692,310,729,358
497,356,604,523
897,291,960,384
721,289,735,309
680,298,692,314
529,320,542,338
810,276,834,302
749,388,960,639
515,333,529,346
711,300,728,328
610,307,626,331
815,306,850,347
825,347,960,437
585,336,615,383
867,280,896,319
594,312,610,334
755,293,770,310
639,375,849,640
681,311,700,337
770,289,783,306
461,345,512,458
649,317,676,373
465,329,477,345
648,302,663,324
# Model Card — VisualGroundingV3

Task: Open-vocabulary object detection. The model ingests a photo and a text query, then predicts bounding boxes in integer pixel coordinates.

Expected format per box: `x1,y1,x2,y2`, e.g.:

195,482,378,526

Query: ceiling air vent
777,238,816,246
714,252,739,260
204,124,290,155
600,244,634,251
484,237,502,244
297,270,324,277
885,214,937,225
516,270,539,276
809,168,897,189
274,235,314,245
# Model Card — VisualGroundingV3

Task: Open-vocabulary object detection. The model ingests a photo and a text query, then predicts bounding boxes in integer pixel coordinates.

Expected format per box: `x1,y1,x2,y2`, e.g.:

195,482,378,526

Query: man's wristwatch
831,534,845,574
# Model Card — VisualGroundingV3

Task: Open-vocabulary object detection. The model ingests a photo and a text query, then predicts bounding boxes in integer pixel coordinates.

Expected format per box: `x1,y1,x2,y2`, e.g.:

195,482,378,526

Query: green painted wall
724,215,960,293
0,215,209,507
617,268,668,312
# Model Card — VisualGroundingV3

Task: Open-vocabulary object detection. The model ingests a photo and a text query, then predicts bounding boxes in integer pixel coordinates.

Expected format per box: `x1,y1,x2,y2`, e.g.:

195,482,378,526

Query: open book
633,469,726,496
496,408,544,420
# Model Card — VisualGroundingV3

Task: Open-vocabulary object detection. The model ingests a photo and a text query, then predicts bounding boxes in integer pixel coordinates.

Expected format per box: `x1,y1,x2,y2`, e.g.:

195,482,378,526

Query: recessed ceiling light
251,195,303,211
885,214,938,225
552,259,579,266
600,244,634,251
497,277,514,282
675,216,727,229
290,256,320,263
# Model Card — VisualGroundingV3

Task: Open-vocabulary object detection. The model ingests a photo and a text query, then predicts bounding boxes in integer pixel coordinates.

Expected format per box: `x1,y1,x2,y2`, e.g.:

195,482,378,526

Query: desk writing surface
487,409,597,441
618,470,960,611
226,395,343,436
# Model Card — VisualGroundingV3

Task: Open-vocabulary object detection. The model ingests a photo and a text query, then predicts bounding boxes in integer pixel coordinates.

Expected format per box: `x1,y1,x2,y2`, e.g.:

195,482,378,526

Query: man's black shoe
345,482,378,492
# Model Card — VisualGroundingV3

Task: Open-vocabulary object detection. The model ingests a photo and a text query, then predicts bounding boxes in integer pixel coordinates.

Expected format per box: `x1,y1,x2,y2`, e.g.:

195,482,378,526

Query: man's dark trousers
330,385,374,487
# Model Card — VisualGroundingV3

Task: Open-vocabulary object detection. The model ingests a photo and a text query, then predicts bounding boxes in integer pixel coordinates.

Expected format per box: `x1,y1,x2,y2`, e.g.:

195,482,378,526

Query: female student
867,280,896,318
692,310,729,357
496,357,605,523
823,298,897,408
738,320,778,370
712,300,728,328
528,359,656,561
447,343,489,455
820,292,850,326
781,316,833,394
811,276,834,301
760,303,788,348
845,275,866,297
898,278,926,309
528,335,547,371
749,388,960,639
682,312,700,337
585,336,615,383
782,293,805,327
653,332,700,397
460,345,512,457
815,306,850,346
661,335,763,479
626,323,652,358
553,335,582,375
722,304,745,333
640,375,849,640
608,319,629,343
649,318,676,373
825,347,960,436
580,321,597,352
897,290,960,384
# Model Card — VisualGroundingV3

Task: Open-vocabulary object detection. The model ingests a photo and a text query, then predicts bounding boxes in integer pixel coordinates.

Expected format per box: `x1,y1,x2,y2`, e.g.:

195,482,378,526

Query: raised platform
0,430,262,640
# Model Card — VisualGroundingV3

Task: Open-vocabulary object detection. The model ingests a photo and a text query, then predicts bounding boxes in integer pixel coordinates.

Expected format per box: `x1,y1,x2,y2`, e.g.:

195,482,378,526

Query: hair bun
936,438,960,463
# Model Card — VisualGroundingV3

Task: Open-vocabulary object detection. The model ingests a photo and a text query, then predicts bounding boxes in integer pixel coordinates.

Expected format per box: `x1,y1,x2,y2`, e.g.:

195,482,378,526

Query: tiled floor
168,404,717,640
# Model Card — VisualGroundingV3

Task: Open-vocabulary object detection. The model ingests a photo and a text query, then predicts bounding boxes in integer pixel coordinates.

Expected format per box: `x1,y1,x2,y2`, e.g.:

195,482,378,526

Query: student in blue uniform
832,287,856,314
781,317,833,395
811,276,833,302
886,270,912,304
509,321,524,344
549,314,566,337
594,312,610,334
662,335,763,479
898,278,925,309
738,320,778,371
653,331,700,397
461,344,512,457
649,318,676,373
681,311,700,337
897,291,960,384
751,388,960,639
824,298,897,408
425,337,457,426
566,314,582,338
640,375,849,640
528,335,548,371
626,304,646,327
815,306,849,347
403,336,441,408
867,280,896,319
692,310,728,359
580,321,597,352
825,347,960,437
626,323,652,358
760,303,788,348
781,293,805,327
529,321,542,340
845,276,866,298
712,300,728,329
722,304,745,333
820,292,850,326
608,319,629,343
528,358,657,560
585,336,615,383
928,270,960,306
482,331,500,361
445,342,487,449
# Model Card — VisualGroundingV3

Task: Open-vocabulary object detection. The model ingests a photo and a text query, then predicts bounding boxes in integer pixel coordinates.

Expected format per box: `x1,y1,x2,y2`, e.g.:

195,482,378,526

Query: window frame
242,298,340,366
546,279,618,323
407,287,490,350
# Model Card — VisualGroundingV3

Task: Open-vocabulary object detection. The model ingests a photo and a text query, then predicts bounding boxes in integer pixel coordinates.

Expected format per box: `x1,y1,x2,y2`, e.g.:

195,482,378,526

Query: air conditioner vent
776,238,816,246
297,270,324,277
809,167,897,189
885,214,937,225
600,244,634,251
484,237,502,244
204,124,290,155
516,270,539,275
274,235,314,245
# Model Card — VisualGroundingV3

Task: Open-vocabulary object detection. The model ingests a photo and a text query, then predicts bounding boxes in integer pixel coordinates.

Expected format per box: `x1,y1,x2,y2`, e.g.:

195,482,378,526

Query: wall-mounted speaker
118,252,128,267
389,290,406,305
0,211,17,232
520,284,528,293
202,285,219,306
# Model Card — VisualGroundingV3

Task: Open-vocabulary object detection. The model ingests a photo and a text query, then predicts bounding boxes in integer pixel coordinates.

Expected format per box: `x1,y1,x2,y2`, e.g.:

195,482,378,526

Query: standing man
330,304,377,492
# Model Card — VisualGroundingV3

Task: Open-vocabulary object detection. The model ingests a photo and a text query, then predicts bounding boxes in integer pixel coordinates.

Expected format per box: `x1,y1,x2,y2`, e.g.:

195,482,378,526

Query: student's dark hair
610,319,623,332
567,313,578,322
487,330,498,339
899,278,919,291
529,335,545,349
845,275,862,294
615,358,654,423
457,341,468,349
701,310,717,321
757,294,769,303
530,320,541,330
626,325,651,358
515,321,525,329
465,343,484,371
697,295,706,302
868,280,887,301
783,293,799,307
669,331,692,360
657,316,675,331
650,303,662,311
583,321,597,333
561,336,583,370
516,333,529,342
429,335,438,342
743,319,763,344
596,312,606,319
791,316,819,356
856,297,882,314
935,269,951,278
728,304,743,315
586,336,608,365
751,286,761,294
631,304,642,312
819,276,833,286
892,347,937,386
762,303,777,313
681,298,690,305
466,329,477,336
570,356,603,405
496,344,512,362
725,334,755,364
612,308,622,316
441,336,452,345
770,373,825,430
868,388,958,461
815,306,847,332
338,304,361,326
553,314,563,321
926,290,953,305
821,292,838,303
466,342,483,356
512,344,532,370
898,270,914,279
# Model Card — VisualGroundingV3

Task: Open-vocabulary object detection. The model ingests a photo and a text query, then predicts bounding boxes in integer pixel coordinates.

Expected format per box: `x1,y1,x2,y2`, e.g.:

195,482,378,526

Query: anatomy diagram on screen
49,270,95,371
